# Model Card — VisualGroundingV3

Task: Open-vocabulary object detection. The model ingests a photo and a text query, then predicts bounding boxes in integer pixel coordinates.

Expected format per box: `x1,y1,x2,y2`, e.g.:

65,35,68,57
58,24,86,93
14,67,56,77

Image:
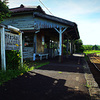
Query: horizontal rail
88,55,100,72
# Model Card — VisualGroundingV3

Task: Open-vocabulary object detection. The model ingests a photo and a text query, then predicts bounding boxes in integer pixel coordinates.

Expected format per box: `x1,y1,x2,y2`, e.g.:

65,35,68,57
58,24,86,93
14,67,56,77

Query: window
24,35,33,47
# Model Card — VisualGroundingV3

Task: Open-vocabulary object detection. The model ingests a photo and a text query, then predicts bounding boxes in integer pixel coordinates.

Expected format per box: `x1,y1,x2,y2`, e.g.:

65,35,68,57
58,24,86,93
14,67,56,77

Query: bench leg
46,55,48,59
40,56,42,60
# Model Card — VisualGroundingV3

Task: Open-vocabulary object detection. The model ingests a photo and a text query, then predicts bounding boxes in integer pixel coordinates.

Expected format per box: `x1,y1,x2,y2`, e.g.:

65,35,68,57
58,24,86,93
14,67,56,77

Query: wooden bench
23,47,34,59
33,53,48,61
38,53,48,60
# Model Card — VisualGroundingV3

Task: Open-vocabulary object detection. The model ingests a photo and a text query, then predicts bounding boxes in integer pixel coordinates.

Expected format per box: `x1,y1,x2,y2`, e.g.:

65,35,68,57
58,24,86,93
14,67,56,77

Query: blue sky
8,0,100,45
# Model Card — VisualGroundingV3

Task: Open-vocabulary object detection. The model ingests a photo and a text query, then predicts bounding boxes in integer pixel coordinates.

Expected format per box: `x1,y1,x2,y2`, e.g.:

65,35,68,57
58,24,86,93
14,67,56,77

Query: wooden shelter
2,4,80,62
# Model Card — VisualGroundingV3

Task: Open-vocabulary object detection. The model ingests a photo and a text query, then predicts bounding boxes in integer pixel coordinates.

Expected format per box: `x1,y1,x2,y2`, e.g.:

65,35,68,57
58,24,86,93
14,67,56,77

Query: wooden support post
74,44,76,53
66,38,69,58
34,34,37,53
71,40,73,54
59,29,62,62
59,29,62,55
55,27,67,62
70,40,73,55
0,26,6,71
33,34,37,61
70,42,71,55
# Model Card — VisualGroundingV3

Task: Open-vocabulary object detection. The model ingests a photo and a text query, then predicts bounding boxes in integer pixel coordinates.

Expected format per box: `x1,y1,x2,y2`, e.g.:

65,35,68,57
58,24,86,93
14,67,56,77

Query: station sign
5,32,20,50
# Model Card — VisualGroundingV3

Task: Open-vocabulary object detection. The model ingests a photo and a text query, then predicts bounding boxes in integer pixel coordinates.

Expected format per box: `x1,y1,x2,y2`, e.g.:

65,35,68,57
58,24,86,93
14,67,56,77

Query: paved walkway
0,54,91,100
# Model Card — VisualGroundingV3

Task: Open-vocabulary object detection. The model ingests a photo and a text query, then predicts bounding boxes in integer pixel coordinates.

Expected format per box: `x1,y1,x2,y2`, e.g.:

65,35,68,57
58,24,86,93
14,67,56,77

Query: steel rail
88,55,100,72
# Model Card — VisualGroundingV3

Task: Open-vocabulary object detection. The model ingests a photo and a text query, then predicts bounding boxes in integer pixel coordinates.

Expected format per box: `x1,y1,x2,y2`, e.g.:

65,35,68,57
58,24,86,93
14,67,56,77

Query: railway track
87,53,100,88
88,54,100,72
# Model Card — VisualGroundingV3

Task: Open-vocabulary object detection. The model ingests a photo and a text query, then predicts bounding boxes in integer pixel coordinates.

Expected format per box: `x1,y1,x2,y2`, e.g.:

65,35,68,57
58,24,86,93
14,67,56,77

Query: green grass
84,50,100,55
35,61,49,69
0,61,49,85
85,83,91,88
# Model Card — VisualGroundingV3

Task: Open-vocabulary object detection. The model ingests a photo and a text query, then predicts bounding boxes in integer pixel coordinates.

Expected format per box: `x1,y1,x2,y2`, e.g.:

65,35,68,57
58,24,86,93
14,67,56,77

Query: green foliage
75,39,84,53
0,0,11,23
83,45,93,51
35,61,49,69
6,50,21,70
85,83,91,88
0,63,34,85
0,61,50,85
63,39,84,54
83,45,100,51
84,50,100,55
92,45,99,50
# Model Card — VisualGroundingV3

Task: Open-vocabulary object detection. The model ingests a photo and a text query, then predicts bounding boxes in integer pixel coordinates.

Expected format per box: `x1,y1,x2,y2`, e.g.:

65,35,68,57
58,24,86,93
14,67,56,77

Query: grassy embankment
84,50,100,61
84,50,100,55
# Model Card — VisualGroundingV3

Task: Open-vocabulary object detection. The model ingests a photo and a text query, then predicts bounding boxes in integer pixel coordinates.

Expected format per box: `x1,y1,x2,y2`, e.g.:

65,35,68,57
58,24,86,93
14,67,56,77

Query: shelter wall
37,33,44,53
2,14,34,30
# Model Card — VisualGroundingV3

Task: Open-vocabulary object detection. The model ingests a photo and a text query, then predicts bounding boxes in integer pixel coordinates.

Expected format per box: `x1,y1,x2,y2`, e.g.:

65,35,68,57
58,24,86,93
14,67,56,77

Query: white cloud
7,0,100,45
8,0,39,8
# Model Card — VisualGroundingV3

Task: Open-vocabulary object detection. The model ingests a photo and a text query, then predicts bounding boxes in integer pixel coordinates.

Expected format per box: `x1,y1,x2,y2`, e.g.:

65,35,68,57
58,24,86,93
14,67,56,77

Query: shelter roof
10,4,45,14
33,12,79,39
9,4,80,39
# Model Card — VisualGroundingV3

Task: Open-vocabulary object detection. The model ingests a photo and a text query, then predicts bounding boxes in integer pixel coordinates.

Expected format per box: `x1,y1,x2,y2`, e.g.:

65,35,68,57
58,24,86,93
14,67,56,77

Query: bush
0,61,50,85
6,50,21,70
0,63,34,85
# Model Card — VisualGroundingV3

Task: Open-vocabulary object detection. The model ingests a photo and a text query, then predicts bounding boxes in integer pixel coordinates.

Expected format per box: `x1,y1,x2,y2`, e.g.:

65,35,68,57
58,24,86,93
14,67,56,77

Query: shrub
6,50,21,70
0,63,34,85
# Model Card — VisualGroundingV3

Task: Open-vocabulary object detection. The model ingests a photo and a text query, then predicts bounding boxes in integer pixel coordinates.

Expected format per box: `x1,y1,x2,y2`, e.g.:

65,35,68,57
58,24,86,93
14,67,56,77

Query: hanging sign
5,32,20,50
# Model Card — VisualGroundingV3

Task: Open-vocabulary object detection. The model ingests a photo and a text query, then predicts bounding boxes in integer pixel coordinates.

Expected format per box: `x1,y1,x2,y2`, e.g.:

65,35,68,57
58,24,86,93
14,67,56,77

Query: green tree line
83,45,100,51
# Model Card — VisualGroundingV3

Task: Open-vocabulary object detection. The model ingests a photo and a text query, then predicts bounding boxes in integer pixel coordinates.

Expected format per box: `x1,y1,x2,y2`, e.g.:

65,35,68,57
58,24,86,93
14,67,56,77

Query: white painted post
66,38,69,58
20,32,23,66
71,40,73,54
70,40,73,55
0,26,6,71
33,34,37,61
34,34,37,53
54,27,67,62
66,39,69,53
70,42,71,54
59,28,62,56
73,44,75,53
74,44,76,53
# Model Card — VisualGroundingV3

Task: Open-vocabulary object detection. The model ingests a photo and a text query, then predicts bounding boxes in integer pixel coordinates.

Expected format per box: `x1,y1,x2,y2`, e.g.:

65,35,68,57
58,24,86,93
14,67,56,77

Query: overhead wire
39,0,53,15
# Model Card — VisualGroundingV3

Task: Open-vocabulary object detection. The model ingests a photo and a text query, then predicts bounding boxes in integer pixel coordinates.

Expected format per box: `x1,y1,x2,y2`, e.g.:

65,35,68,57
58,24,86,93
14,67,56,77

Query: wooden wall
2,14,34,30
37,33,44,53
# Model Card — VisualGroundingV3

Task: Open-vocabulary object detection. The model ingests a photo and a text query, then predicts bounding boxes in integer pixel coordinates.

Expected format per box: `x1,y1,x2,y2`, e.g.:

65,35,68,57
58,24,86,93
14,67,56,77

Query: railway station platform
0,54,100,100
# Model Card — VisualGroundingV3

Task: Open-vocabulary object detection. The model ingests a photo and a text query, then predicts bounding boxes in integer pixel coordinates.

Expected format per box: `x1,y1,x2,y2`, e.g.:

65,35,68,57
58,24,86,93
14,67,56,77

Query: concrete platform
0,54,97,100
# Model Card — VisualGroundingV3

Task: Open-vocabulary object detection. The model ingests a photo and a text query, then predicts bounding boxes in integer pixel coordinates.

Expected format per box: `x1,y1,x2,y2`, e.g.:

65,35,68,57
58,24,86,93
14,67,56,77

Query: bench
38,53,48,60
33,53,48,61
23,47,34,59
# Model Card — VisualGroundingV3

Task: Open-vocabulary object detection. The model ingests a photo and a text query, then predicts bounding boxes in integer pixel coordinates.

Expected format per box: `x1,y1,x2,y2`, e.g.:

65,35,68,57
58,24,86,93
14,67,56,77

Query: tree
74,39,84,53
83,45,93,51
0,0,10,69
92,45,98,50
0,0,10,23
